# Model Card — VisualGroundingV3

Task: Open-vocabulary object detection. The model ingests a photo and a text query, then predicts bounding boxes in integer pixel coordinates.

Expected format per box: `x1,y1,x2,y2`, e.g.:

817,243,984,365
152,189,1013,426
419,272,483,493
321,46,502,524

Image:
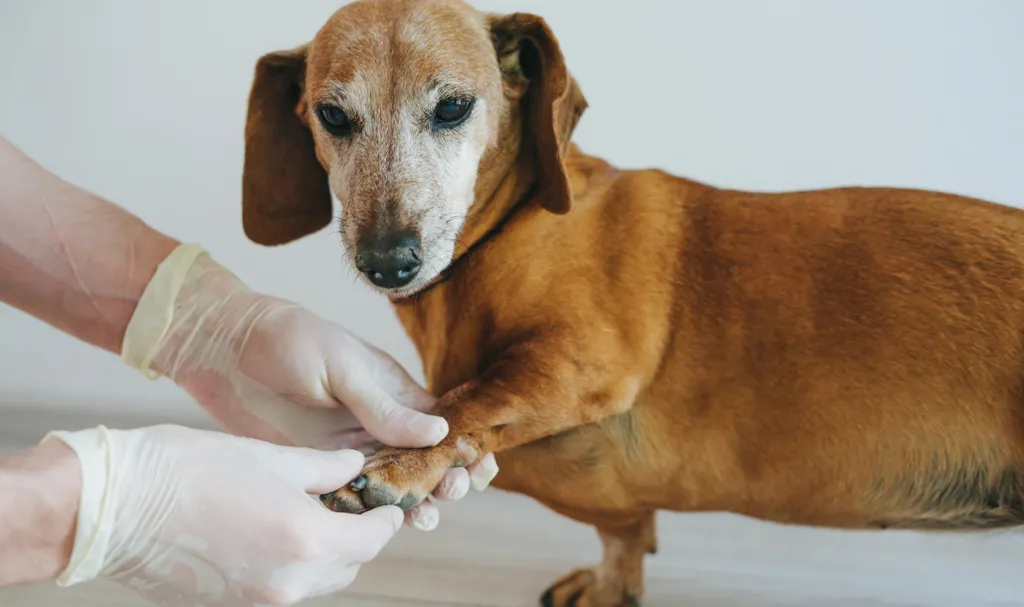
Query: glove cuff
40,426,116,587
121,243,208,379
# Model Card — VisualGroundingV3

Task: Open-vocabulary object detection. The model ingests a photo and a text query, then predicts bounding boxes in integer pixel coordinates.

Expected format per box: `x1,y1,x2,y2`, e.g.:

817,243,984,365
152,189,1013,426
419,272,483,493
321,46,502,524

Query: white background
1,0,1022,417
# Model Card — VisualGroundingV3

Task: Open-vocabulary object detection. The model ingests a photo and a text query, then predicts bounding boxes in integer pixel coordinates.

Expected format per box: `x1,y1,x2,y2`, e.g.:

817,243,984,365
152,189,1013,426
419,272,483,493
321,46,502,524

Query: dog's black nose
355,231,422,289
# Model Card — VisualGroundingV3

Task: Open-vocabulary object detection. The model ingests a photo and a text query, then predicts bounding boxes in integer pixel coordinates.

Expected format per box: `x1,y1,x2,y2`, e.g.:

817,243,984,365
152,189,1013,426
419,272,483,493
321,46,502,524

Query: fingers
361,505,404,534
326,506,404,563
312,430,378,453
405,500,440,531
323,336,448,448
404,455,499,532
252,444,365,493
468,453,499,491
402,470,463,532
432,467,471,501
302,449,367,494
331,374,449,448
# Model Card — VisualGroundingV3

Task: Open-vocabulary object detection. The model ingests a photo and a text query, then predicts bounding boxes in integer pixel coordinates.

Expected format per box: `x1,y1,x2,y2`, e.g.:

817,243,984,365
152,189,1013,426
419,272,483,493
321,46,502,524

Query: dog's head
241,0,587,298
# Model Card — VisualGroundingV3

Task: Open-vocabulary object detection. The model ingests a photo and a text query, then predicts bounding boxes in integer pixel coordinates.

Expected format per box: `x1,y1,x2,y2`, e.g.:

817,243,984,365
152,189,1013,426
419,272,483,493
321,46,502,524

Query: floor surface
2,406,1023,606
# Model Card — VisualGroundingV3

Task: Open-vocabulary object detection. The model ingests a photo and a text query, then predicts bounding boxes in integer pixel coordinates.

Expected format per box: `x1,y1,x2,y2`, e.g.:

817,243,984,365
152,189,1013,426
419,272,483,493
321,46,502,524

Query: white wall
1,0,1022,416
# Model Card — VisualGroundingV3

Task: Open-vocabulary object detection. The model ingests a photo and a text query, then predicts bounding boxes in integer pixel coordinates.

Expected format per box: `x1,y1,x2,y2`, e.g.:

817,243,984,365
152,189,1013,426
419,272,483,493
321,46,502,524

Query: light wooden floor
3,406,1024,606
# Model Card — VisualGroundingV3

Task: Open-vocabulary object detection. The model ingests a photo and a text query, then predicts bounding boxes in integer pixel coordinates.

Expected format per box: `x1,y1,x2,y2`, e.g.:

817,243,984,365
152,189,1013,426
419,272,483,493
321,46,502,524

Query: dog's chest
392,239,537,395
392,287,492,397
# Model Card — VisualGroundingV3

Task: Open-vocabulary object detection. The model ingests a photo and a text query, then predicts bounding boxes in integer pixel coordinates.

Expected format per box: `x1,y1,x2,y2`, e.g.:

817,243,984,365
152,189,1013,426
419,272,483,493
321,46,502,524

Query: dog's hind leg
540,512,654,607
643,512,657,555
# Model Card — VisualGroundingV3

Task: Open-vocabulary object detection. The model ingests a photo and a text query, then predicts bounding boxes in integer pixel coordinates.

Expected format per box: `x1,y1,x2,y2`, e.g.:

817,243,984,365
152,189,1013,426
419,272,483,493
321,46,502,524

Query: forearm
0,137,179,353
439,345,639,459
0,439,81,587
319,341,630,514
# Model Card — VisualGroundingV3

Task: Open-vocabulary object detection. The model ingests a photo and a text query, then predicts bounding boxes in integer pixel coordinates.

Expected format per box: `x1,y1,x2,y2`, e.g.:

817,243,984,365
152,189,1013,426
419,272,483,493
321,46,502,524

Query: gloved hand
45,424,396,606
120,243,497,530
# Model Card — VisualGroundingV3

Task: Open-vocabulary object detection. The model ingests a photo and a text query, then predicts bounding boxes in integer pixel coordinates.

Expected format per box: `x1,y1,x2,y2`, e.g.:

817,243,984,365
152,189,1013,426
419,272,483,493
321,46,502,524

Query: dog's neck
390,147,541,302
462,151,538,254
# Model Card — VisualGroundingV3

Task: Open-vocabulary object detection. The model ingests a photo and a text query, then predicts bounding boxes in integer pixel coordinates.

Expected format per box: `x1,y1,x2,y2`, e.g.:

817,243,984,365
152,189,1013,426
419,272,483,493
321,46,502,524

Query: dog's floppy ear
490,13,587,215
241,44,332,246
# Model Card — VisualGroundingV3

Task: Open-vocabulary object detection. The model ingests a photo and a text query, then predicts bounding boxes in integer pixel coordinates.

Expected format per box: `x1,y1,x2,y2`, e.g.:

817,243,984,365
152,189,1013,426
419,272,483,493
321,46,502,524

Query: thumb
361,504,404,533
330,372,448,448
329,506,404,565
303,449,367,494
253,443,366,493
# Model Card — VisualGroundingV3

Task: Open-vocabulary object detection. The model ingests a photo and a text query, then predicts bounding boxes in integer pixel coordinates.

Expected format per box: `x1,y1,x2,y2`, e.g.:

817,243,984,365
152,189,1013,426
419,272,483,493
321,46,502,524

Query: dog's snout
355,231,422,289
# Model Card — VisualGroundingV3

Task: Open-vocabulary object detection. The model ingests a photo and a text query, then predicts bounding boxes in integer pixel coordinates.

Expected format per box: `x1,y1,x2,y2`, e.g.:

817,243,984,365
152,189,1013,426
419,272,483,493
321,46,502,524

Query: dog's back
659,174,1024,530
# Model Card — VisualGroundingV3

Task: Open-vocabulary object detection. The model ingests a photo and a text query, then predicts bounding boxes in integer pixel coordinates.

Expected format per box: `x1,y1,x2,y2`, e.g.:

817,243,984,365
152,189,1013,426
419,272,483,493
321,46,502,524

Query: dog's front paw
540,568,641,607
319,447,450,514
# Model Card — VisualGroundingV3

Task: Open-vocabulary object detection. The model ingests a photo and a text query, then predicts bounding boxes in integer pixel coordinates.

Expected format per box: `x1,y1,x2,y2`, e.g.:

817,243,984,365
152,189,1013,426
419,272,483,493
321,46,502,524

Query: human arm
0,137,497,528
0,439,80,587
0,424,400,605
0,137,441,445
0,136,178,354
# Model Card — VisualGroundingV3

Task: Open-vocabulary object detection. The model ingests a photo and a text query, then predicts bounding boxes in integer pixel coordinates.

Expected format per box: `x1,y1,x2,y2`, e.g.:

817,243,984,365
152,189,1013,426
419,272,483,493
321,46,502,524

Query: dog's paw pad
320,470,428,514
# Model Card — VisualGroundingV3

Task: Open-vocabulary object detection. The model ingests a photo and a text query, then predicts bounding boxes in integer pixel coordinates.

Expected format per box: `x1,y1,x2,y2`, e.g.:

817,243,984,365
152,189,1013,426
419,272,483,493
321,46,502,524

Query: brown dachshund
239,0,1024,604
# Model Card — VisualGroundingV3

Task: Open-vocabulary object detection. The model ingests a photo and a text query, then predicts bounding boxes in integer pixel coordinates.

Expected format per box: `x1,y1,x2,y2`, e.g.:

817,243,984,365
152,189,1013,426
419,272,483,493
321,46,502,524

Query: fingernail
349,475,368,491
409,415,448,445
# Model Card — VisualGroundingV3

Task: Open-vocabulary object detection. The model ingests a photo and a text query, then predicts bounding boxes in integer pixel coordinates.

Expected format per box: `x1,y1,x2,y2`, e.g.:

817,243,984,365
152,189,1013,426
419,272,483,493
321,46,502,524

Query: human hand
120,244,497,529
45,424,398,606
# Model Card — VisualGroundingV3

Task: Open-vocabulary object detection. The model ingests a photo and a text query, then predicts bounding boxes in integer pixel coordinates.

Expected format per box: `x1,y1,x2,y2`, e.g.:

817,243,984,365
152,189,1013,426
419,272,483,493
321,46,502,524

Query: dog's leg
541,513,654,607
320,335,639,513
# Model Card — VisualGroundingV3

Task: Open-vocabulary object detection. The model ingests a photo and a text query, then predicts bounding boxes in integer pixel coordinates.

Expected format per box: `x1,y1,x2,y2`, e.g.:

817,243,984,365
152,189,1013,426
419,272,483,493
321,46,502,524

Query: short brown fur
241,1,1024,604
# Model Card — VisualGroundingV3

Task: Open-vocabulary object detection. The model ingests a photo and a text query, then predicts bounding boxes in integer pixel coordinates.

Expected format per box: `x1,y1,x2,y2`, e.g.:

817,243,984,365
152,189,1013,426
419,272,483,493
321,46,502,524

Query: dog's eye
433,97,473,129
316,105,352,136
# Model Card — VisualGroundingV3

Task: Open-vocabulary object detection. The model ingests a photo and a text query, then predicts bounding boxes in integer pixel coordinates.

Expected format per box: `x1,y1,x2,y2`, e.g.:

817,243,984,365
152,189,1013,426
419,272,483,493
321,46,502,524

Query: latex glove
120,244,497,530
45,424,397,606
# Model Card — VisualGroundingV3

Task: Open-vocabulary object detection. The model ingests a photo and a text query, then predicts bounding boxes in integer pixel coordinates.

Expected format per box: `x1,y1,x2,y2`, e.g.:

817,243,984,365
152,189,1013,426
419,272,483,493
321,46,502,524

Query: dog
239,0,1024,604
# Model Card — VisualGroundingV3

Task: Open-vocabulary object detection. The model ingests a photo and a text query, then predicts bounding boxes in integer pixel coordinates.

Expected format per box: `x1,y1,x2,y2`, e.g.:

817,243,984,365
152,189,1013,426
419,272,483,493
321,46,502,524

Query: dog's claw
540,567,641,606
539,587,555,607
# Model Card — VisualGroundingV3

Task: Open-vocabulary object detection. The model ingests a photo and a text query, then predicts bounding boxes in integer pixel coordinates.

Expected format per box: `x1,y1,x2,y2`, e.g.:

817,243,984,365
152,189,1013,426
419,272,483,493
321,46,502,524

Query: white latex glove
45,424,397,606
121,244,497,530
